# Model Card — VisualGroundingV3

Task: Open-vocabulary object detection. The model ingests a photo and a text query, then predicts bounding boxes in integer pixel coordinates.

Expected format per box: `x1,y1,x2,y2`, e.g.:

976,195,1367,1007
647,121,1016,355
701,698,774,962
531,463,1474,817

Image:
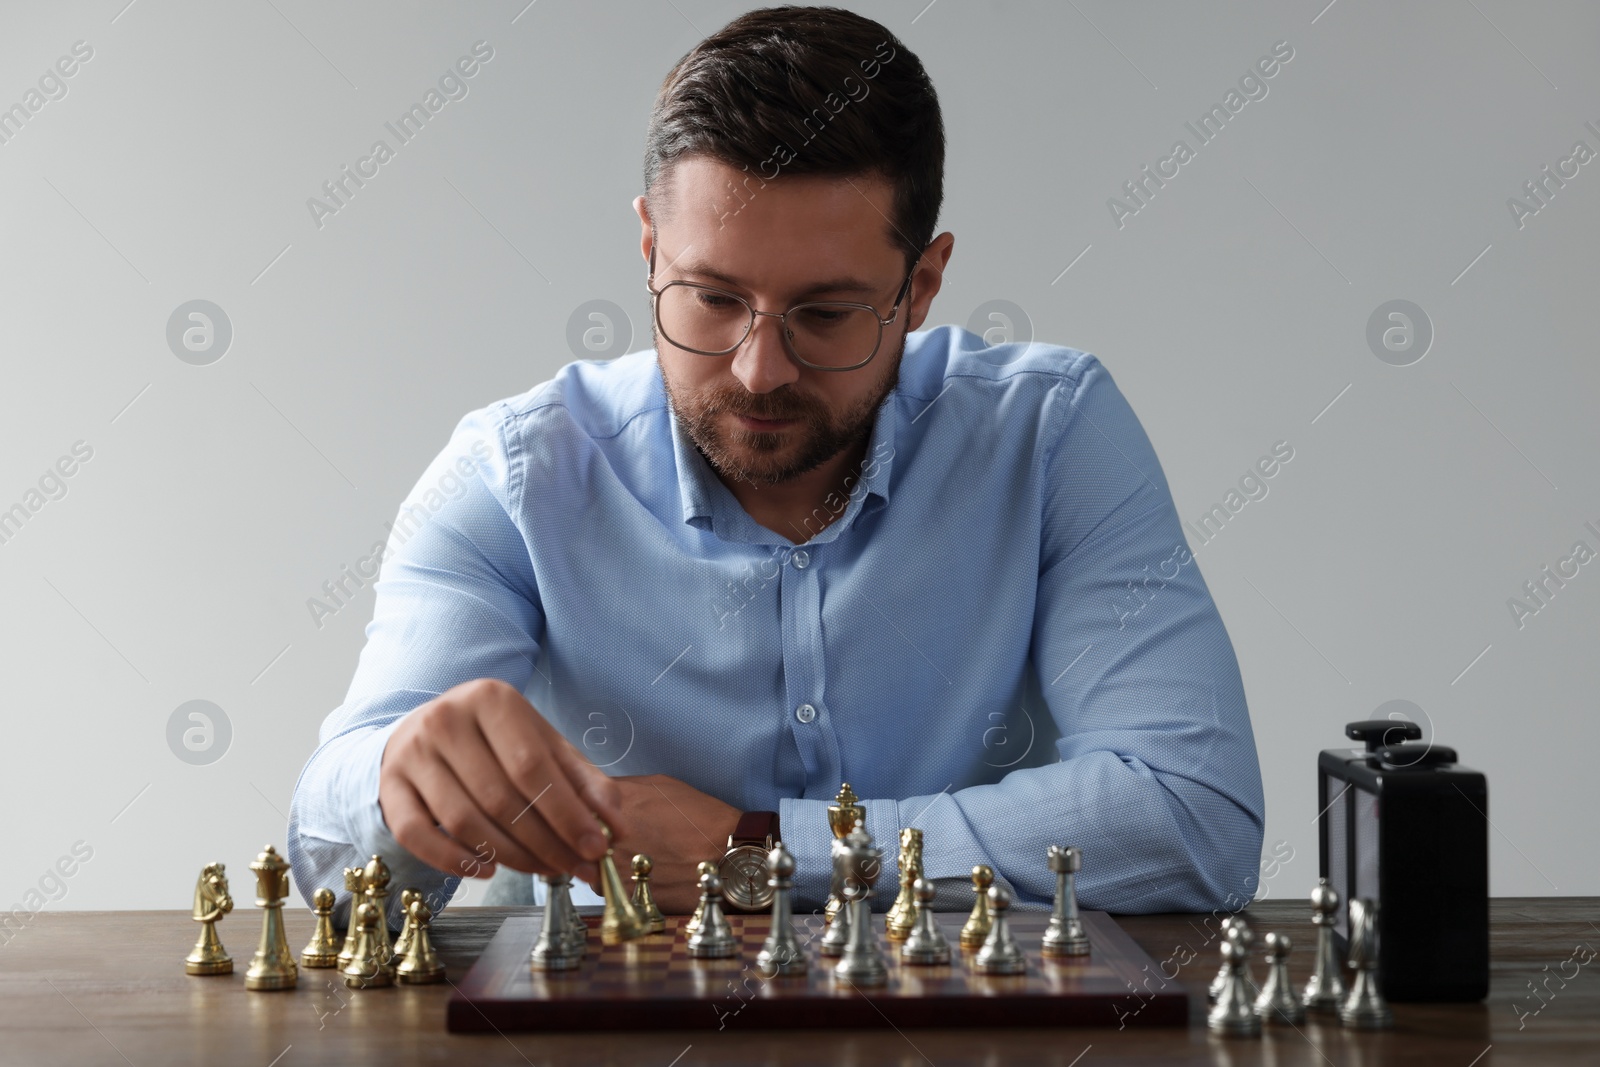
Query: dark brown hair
643,5,944,272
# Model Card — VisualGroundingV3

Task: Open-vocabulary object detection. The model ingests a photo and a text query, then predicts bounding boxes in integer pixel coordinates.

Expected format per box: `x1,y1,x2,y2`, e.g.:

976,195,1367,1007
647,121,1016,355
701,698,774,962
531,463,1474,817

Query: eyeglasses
645,242,915,372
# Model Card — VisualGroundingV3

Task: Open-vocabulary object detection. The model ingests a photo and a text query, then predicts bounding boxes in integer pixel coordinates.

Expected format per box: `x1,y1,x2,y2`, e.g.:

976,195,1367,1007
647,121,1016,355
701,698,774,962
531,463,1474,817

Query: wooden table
2,898,1593,1065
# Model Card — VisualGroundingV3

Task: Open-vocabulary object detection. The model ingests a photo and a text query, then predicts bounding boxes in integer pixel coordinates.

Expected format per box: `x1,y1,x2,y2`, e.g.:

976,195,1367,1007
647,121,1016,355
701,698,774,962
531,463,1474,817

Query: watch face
718,847,773,911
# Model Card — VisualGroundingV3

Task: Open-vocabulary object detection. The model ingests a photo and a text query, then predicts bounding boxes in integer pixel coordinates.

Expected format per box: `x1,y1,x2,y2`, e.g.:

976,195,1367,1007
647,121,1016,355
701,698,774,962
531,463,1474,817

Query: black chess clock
1318,720,1489,1002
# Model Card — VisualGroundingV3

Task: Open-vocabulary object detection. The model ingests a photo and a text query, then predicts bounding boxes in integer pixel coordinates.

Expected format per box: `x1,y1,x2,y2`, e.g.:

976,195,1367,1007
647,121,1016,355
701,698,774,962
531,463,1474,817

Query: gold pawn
959,864,995,949
885,828,923,942
300,887,341,968
396,899,446,984
631,854,668,934
341,901,393,989
360,854,396,972
391,888,421,961
684,861,717,936
335,866,366,968
597,822,647,945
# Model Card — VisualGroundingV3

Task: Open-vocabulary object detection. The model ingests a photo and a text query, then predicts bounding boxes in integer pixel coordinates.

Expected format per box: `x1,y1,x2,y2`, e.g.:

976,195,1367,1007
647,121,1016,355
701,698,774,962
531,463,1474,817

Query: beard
657,323,905,488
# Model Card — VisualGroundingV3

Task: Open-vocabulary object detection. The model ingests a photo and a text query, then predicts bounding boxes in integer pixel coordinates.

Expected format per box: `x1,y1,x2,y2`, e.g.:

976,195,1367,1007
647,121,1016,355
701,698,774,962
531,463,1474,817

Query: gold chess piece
596,821,647,945
631,854,667,934
361,854,396,971
336,865,367,968
391,888,421,961
396,899,446,984
300,887,341,968
685,861,717,936
341,901,394,989
244,845,298,990
885,827,924,941
184,862,234,975
825,782,865,924
959,864,996,950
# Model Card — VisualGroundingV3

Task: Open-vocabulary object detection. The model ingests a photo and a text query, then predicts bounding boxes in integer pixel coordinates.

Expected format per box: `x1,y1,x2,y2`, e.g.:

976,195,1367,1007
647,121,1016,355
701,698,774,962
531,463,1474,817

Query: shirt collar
660,360,898,537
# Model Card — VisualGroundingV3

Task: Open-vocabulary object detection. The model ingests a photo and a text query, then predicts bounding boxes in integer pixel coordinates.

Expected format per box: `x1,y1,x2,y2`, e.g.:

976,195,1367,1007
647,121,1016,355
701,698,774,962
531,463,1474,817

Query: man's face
639,157,914,488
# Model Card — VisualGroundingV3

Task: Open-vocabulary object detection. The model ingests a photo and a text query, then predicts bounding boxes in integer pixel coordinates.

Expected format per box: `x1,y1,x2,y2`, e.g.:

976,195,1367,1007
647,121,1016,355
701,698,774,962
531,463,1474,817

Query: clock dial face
721,849,773,909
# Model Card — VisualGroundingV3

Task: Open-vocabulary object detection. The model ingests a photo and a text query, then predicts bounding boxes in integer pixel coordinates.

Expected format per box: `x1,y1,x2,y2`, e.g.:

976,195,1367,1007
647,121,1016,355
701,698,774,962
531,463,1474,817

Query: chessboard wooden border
446,909,1189,1031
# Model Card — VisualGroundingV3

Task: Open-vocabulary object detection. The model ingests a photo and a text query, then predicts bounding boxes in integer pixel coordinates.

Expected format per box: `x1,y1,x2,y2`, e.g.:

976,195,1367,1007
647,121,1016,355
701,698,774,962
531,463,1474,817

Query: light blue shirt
287,325,1265,926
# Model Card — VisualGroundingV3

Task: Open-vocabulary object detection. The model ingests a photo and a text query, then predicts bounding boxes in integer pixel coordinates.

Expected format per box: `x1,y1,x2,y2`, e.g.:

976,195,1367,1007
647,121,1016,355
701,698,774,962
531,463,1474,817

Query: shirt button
792,550,810,569
795,703,817,724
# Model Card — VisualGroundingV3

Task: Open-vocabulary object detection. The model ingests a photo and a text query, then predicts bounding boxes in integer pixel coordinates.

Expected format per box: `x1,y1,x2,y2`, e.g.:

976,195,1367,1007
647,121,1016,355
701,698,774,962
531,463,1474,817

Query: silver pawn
834,879,889,985
1208,916,1255,1002
555,874,587,957
900,877,951,965
1206,927,1261,1037
530,874,582,971
972,884,1026,975
1340,898,1393,1029
686,870,737,959
833,828,888,986
1301,878,1346,1013
819,833,854,958
1253,931,1305,1025
1041,844,1090,957
755,843,807,977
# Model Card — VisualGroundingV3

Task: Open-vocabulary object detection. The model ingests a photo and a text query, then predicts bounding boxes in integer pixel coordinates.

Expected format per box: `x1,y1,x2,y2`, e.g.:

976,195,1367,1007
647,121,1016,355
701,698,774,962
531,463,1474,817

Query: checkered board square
447,909,1189,1031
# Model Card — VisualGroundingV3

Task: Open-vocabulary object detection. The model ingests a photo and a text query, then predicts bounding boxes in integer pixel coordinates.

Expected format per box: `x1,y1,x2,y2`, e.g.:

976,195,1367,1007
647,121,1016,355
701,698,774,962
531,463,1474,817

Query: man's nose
730,312,801,395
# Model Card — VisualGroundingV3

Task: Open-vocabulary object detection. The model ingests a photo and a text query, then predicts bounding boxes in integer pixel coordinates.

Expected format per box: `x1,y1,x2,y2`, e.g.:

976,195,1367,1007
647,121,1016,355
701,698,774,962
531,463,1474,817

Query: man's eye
696,292,739,310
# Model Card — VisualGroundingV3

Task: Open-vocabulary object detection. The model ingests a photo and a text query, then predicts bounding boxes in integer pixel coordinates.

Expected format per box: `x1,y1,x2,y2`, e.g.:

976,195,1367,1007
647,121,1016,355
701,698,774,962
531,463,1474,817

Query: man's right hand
378,677,625,887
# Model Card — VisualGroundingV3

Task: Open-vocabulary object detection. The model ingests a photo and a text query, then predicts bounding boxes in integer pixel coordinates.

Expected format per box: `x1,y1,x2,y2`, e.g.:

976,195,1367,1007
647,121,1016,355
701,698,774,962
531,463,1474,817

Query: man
287,5,1264,926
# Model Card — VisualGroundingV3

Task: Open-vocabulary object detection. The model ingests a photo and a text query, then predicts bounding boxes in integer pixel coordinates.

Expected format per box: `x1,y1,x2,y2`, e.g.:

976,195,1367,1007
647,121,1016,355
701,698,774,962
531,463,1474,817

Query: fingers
476,690,619,862
549,730,627,831
406,749,551,876
381,678,628,884
431,716,588,874
379,776,489,878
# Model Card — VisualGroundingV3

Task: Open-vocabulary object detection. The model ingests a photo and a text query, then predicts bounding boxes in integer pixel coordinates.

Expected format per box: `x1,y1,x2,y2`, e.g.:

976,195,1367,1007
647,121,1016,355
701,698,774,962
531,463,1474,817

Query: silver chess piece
1301,878,1346,1013
559,876,588,957
1041,844,1091,957
755,842,807,977
531,874,582,971
900,877,952,965
833,827,889,986
972,884,1027,975
1208,915,1256,1002
1253,931,1305,1025
819,832,855,958
686,870,738,959
1207,926,1262,1037
1340,898,1393,1030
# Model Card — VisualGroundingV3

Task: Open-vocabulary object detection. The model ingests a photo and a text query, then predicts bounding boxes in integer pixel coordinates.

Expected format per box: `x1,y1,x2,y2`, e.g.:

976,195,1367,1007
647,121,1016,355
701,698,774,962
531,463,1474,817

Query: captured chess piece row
531,814,1096,986
183,846,444,991
1207,878,1392,1038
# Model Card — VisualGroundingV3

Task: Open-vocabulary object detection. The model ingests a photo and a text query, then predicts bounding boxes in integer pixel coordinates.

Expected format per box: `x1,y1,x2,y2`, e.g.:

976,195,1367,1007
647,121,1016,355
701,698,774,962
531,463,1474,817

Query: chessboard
447,908,1188,1031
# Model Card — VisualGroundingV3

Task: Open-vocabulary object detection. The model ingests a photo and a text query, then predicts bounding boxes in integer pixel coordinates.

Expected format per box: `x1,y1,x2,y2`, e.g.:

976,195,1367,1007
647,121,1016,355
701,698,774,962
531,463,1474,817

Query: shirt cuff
338,720,463,928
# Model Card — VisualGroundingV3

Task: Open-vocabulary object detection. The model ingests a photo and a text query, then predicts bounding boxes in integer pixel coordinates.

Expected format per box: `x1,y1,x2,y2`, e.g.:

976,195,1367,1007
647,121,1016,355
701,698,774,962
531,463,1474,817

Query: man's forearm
779,756,1263,917
286,720,463,928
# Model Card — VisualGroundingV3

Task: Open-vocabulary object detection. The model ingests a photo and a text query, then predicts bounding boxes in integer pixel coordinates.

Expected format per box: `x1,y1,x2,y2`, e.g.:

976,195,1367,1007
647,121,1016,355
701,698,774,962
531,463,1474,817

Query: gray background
1,0,1594,914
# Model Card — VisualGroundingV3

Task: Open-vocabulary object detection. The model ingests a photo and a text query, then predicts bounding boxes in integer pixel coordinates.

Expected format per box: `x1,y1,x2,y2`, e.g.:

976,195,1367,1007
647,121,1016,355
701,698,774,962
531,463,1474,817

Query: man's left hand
584,774,740,915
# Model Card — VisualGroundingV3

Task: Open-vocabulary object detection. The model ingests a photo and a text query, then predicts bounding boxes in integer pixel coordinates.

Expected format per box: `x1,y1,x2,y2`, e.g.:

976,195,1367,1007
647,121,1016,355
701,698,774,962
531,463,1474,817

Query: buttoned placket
779,541,841,797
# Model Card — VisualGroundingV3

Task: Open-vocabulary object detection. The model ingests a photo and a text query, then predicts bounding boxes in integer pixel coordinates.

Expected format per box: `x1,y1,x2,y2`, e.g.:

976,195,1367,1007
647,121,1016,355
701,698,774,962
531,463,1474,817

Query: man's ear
634,196,654,264
905,231,955,333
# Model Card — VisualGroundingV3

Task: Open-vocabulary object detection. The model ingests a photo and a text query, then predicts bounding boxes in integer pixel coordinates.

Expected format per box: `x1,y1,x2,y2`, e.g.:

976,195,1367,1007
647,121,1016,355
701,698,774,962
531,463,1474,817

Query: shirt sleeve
787,356,1266,915
286,401,547,927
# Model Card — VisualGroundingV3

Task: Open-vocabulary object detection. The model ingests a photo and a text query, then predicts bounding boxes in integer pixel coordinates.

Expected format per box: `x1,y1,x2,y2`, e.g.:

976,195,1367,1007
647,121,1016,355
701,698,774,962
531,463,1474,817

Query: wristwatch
716,811,778,912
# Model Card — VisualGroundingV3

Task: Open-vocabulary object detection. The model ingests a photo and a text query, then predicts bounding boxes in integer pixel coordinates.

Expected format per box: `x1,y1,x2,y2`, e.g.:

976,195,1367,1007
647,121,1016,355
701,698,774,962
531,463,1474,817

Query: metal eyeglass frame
645,241,916,372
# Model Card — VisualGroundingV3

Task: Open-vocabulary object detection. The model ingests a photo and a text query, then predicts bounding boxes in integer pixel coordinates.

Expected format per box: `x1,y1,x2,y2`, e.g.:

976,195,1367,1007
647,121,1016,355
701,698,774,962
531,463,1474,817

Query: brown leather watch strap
731,810,778,847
